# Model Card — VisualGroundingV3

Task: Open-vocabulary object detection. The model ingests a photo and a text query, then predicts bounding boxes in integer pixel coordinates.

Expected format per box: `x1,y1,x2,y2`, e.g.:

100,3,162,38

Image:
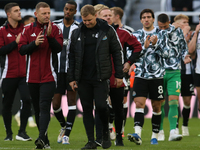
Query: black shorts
194,73,200,87
132,77,164,101
55,73,72,94
181,74,195,96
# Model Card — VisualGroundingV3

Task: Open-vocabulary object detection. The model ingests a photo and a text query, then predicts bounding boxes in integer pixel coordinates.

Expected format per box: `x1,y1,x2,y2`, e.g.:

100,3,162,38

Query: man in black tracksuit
68,4,123,150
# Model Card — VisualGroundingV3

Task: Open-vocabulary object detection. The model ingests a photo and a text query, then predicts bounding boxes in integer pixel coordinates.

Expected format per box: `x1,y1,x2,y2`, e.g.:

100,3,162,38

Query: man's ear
7,12,10,18
34,11,37,18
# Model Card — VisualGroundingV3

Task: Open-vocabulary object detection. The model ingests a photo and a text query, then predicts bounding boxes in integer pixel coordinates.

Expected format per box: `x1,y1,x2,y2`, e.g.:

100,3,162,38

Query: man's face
82,14,97,28
63,3,77,21
158,21,170,30
8,6,22,21
140,12,154,29
35,7,50,24
24,17,35,25
99,9,113,25
178,18,189,28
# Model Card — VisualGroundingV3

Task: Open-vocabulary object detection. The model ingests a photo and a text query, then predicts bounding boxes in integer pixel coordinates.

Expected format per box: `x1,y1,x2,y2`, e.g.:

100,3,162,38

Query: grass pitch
0,116,200,150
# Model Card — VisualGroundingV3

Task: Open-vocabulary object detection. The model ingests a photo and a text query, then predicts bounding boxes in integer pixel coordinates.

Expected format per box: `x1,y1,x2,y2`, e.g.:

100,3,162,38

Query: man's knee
40,100,51,113
52,94,62,110
67,91,76,106
152,101,161,112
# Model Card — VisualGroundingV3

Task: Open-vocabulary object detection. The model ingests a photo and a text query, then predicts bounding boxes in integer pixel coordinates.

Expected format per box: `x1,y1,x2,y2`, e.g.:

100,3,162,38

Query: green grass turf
0,116,200,150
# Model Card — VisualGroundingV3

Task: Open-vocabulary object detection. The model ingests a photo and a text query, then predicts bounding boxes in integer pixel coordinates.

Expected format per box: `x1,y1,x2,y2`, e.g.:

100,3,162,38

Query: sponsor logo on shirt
31,33,36,37
102,36,107,40
7,33,12,37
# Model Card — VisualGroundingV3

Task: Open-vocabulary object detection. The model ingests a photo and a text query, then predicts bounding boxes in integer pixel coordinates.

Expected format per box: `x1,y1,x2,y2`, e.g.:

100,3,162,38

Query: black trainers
102,131,112,149
4,133,13,141
35,138,45,149
95,139,102,147
81,141,97,149
16,131,32,141
115,135,124,146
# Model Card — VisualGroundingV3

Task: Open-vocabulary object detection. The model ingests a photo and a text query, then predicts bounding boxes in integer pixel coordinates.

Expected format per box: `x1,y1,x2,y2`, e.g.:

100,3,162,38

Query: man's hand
129,64,135,75
149,35,157,45
184,31,192,43
114,78,123,88
184,54,191,64
15,33,21,44
195,24,200,33
35,31,44,46
182,25,191,38
123,62,130,73
69,81,78,92
144,35,150,48
47,20,52,36
172,22,180,29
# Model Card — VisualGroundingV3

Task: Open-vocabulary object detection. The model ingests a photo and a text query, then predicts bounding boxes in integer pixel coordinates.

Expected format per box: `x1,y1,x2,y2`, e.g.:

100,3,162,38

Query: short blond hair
94,4,109,16
174,14,189,22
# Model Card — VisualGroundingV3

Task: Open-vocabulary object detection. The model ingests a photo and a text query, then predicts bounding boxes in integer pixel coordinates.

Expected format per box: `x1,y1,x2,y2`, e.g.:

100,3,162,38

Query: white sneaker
62,136,70,144
175,128,179,134
14,114,20,127
57,126,66,143
182,126,189,136
109,127,116,140
158,130,165,141
168,129,183,141
28,117,37,127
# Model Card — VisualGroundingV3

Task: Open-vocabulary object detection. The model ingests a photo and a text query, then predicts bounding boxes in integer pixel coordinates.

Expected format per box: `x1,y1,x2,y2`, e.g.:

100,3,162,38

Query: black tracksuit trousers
78,79,109,142
2,77,31,135
28,81,55,142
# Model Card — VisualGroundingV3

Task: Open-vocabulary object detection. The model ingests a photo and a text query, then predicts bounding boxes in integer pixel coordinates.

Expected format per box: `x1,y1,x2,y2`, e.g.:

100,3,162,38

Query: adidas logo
31,33,36,37
176,89,180,93
7,33,12,37
77,37,81,41
158,95,163,99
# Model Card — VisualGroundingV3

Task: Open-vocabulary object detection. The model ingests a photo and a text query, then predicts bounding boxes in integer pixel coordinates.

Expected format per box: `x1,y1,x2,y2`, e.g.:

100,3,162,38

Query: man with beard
52,0,79,145
127,9,175,145
18,2,63,149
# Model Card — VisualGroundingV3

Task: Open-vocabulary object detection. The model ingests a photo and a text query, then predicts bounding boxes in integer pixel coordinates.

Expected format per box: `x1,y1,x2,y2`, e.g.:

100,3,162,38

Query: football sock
182,105,190,126
152,111,161,134
53,107,66,127
65,106,76,137
160,101,165,130
168,100,178,131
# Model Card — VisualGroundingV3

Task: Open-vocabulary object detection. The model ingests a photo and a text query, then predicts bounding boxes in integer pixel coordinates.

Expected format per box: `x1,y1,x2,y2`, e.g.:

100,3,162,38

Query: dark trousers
109,87,124,136
78,79,109,141
28,81,55,141
2,77,31,135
